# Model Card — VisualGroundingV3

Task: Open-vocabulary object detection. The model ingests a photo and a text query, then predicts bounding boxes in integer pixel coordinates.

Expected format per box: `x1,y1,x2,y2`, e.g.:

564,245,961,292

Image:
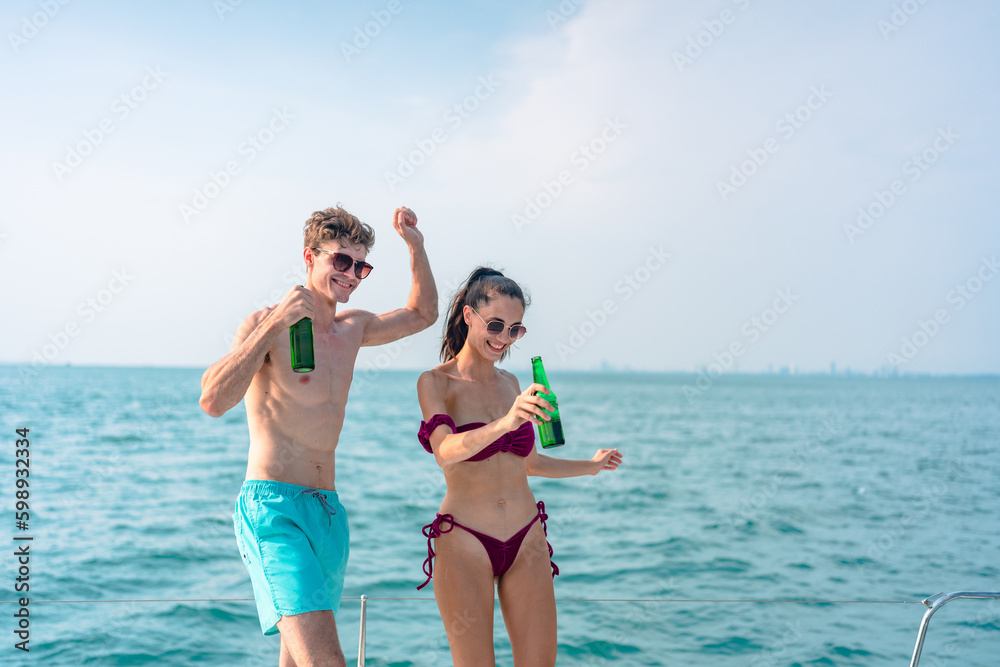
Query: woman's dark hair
440,266,529,362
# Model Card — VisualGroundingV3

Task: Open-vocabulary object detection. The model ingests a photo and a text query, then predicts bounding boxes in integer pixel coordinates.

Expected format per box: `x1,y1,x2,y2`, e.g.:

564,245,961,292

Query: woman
416,266,623,665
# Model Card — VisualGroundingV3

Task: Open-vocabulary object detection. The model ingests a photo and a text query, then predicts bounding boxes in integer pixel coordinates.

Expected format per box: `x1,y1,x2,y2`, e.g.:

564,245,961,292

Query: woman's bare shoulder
497,368,522,392
417,362,458,395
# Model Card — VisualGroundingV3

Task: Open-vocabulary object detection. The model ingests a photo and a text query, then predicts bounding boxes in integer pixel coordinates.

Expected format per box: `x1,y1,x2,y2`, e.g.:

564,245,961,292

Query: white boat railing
351,590,1000,666
8,591,996,664
907,591,1000,667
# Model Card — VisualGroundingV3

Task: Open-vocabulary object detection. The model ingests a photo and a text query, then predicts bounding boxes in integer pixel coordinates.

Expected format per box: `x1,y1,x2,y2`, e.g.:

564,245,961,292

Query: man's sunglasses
312,247,374,279
471,307,527,340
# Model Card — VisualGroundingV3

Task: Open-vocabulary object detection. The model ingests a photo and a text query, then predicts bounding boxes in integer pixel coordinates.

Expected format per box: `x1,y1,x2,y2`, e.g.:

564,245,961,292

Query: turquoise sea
1,367,998,666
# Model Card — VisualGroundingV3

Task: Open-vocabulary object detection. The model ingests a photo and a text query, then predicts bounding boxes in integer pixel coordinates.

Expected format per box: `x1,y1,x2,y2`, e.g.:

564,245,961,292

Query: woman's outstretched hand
499,383,555,432
591,448,623,475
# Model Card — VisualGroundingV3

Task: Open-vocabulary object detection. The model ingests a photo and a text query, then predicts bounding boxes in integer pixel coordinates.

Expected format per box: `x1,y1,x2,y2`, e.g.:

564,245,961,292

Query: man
199,205,437,666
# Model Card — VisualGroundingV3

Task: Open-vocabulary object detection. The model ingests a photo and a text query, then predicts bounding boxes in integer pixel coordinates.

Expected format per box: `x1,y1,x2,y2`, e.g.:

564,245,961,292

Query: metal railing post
909,591,1000,667
357,594,368,667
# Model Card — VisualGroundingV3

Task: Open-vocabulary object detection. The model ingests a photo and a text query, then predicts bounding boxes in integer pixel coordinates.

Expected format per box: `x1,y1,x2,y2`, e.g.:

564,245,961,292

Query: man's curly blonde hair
303,205,375,252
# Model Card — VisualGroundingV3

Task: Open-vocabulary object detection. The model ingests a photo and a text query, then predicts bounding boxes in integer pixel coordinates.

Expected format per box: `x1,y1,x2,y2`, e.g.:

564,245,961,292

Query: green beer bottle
290,317,314,373
531,356,564,448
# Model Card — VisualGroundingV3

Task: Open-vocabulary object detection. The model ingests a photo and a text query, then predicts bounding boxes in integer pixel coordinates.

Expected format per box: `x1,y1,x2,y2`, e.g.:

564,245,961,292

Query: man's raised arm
361,207,438,347
199,286,313,417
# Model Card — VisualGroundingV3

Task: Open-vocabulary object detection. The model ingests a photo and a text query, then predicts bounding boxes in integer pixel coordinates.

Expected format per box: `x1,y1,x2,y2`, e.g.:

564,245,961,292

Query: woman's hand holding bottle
498,383,554,432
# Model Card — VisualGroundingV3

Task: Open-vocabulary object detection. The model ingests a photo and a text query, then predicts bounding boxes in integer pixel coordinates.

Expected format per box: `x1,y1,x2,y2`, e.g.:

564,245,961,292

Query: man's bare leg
276,610,345,667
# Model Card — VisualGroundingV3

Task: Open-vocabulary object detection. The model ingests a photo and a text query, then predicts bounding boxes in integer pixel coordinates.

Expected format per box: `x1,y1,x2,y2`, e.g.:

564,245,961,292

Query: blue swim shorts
232,480,350,636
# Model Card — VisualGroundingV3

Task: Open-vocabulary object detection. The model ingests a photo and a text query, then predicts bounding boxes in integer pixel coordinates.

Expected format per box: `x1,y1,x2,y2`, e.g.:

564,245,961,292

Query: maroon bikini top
417,414,535,462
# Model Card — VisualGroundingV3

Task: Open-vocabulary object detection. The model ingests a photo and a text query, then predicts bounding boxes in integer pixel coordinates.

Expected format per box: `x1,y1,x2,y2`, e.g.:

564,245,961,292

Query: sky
2,0,998,375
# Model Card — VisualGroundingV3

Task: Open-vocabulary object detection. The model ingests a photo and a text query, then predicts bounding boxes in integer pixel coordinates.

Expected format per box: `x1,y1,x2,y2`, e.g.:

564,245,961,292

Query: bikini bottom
417,500,559,590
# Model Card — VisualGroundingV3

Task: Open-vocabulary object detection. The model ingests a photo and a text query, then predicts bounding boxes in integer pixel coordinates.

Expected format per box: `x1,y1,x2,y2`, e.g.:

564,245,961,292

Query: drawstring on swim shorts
298,488,337,526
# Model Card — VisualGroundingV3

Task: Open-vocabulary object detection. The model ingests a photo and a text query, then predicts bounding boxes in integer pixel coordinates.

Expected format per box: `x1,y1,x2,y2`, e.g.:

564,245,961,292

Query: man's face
308,240,369,304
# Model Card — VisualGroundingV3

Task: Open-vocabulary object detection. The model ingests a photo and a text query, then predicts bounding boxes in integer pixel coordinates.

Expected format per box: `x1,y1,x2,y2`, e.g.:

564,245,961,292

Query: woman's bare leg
497,523,557,666
433,529,498,666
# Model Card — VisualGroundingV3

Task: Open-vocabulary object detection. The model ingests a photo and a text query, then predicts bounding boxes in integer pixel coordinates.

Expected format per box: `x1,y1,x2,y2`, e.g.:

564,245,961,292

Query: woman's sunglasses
312,247,374,279
470,307,527,340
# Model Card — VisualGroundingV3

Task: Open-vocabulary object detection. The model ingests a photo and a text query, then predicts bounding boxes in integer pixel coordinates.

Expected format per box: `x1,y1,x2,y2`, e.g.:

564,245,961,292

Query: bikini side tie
418,514,455,590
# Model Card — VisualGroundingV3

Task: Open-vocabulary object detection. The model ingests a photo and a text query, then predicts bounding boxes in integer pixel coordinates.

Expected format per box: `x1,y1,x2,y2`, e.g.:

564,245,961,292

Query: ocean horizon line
2,362,998,378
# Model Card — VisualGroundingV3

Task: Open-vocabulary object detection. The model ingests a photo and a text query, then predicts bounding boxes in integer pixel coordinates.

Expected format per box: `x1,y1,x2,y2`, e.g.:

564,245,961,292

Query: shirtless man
199,205,436,666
